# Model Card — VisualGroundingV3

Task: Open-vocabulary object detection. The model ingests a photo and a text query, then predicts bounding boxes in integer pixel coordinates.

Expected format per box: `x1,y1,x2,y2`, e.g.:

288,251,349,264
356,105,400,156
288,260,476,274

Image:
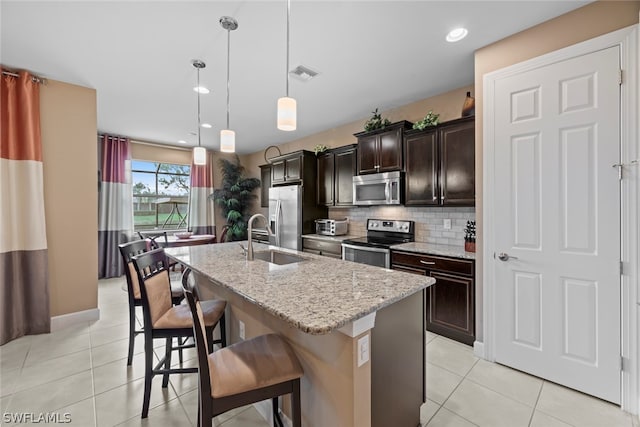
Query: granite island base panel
165,242,434,427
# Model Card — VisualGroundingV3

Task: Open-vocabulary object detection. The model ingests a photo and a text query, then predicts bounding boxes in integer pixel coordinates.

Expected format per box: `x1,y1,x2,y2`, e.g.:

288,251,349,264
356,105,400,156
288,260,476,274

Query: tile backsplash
329,206,475,247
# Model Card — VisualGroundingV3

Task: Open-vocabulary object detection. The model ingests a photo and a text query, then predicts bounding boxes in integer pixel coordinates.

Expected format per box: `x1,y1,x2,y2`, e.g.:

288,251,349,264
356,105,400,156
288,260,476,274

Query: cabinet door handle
420,260,436,265
432,196,437,200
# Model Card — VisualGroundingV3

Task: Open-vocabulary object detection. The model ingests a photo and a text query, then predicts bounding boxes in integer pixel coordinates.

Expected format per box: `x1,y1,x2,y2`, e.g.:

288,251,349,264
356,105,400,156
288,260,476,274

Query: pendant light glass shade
193,146,207,165
220,129,235,153
277,97,297,131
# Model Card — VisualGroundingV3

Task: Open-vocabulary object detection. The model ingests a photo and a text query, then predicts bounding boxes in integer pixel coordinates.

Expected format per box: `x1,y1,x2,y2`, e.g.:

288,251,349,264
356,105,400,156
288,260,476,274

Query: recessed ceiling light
201,123,212,129
446,27,468,42
178,140,187,144
193,86,210,94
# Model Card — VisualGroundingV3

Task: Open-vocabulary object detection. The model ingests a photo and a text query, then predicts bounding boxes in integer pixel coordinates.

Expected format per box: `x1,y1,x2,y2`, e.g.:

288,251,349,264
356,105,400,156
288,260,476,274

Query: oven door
342,243,390,269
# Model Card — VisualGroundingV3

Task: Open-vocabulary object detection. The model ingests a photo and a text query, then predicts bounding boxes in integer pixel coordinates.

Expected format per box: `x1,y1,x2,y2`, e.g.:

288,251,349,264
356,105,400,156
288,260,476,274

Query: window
132,161,191,231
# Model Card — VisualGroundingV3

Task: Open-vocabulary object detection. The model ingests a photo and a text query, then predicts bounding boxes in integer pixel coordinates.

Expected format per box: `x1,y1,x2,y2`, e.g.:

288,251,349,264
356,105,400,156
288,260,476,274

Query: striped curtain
0,69,50,344
98,135,132,278
187,154,215,235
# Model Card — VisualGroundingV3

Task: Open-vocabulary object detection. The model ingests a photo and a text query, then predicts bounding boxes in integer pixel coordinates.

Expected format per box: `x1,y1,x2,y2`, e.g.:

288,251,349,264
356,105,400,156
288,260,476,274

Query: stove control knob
402,224,409,231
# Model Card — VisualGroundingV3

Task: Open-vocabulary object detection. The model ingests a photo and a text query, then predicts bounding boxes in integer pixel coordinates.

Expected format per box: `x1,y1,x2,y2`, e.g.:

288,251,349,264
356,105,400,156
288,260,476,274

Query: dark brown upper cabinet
259,164,271,208
404,117,475,206
317,145,357,207
270,151,309,185
354,121,412,175
404,127,438,206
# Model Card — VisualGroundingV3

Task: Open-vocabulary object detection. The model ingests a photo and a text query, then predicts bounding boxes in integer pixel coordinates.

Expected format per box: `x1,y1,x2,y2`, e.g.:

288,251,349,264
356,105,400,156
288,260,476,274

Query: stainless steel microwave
352,171,403,206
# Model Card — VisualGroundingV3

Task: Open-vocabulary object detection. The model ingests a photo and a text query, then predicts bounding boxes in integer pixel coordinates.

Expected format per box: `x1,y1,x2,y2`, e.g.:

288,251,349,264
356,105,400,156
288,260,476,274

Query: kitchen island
165,242,434,427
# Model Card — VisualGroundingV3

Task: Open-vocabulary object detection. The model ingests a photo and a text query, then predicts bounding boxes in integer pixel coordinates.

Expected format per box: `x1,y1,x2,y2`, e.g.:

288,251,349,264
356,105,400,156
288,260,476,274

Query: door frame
483,25,639,413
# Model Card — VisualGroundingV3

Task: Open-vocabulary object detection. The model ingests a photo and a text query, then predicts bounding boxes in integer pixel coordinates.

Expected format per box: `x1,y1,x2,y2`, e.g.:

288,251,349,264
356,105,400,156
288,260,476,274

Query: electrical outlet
443,219,452,230
357,334,369,367
239,320,245,340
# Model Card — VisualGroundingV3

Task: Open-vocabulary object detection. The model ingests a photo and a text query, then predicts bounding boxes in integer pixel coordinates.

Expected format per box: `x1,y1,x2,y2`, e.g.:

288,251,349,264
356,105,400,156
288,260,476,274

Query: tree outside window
132,161,191,230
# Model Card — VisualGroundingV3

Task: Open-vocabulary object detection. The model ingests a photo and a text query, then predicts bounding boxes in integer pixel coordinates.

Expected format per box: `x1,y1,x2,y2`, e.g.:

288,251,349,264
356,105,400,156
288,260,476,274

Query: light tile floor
0,276,636,427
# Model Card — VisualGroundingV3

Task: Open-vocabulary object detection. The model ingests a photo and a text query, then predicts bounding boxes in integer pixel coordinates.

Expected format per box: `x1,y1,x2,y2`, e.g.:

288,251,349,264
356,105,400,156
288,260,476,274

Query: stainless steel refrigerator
268,185,326,251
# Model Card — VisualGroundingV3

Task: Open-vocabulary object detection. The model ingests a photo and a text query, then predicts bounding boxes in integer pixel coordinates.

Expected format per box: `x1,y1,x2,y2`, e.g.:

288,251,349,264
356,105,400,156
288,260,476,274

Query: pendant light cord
226,27,231,129
285,0,290,97
196,67,202,148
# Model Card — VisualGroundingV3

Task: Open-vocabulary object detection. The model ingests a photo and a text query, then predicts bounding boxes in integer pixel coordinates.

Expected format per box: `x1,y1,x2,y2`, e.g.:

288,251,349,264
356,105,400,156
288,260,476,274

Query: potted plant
313,144,328,155
464,220,476,253
363,108,391,132
413,110,440,130
209,155,261,242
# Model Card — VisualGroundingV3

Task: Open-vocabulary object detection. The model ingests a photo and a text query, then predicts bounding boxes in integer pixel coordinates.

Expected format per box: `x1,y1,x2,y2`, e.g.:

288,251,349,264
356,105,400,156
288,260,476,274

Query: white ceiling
1,1,589,154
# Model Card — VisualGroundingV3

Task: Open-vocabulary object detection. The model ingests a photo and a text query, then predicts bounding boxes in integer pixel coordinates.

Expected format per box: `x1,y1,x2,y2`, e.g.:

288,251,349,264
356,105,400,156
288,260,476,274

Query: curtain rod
2,70,46,84
98,134,129,141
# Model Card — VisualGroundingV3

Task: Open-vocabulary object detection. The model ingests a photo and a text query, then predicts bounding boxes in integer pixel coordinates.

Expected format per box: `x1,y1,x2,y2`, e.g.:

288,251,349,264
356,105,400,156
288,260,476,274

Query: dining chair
137,230,168,249
118,239,186,366
132,248,227,419
183,285,303,427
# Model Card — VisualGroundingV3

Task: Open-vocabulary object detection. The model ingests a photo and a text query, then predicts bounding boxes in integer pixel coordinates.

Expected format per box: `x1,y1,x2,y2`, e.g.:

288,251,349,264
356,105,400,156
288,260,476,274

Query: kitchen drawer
302,238,342,257
391,251,473,276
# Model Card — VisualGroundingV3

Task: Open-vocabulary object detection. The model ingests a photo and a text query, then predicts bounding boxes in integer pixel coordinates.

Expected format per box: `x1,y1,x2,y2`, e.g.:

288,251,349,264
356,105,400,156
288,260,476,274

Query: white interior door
493,46,621,403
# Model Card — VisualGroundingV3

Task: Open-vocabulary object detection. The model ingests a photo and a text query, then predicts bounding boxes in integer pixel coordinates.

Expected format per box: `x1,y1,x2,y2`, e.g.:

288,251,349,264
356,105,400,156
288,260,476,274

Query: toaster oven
315,219,348,236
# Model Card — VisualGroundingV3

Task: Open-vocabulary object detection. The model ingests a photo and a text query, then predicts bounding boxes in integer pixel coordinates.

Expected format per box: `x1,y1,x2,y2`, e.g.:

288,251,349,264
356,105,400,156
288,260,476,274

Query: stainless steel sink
253,250,305,265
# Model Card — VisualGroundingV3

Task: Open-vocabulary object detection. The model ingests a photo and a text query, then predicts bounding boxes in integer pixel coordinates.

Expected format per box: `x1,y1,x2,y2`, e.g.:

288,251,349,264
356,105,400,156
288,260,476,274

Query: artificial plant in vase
363,108,391,132
209,155,261,242
413,110,440,130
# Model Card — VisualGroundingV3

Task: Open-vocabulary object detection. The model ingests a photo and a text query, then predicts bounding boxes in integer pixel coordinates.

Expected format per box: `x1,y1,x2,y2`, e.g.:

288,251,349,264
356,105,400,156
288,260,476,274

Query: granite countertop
391,242,476,260
165,242,433,335
302,233,363,243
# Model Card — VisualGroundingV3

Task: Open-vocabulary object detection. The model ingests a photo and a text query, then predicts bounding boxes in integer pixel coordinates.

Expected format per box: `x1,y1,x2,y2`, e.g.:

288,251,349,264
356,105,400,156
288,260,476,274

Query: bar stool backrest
132,248,173,327
183,287,214,399
119,239,151,300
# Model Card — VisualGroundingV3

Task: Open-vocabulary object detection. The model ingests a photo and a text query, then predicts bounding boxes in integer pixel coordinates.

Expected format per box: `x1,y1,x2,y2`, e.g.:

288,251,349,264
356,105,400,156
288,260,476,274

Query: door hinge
621,355,628,372
618,69,623,85
620,261,624,275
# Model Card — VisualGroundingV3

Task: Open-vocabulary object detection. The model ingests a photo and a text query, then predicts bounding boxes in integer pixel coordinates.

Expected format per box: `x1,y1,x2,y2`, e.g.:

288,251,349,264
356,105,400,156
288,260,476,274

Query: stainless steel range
342,219,415,268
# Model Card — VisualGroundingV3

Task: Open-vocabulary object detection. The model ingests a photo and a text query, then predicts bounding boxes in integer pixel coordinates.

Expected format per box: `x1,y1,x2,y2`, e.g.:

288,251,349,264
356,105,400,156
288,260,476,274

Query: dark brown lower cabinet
427,271,474,345
391,250,475,346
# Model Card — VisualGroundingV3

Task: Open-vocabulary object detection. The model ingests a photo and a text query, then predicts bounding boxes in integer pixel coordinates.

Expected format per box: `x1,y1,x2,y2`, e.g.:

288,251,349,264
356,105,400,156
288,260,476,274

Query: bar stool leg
142,334,154,418
127,306,136,366
272,397,284,427
292,379,301,427
162,338,172,388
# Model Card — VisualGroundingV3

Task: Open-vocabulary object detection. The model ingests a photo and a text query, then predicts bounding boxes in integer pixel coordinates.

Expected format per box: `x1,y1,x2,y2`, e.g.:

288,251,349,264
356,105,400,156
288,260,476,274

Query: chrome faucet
246,213,273,261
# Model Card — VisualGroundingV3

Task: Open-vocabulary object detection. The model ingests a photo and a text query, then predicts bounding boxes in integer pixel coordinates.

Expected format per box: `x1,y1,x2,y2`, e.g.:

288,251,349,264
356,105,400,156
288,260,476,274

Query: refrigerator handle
275,199,282,247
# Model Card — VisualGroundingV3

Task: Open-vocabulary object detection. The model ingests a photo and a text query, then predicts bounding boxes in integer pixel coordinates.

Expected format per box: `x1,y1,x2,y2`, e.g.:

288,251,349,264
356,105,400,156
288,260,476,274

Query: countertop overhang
165,242,434,335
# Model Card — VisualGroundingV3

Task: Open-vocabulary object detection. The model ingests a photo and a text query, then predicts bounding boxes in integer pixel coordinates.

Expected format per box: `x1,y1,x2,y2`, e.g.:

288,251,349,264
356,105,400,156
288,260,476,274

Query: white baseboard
51,308,100,331
473,340,485,359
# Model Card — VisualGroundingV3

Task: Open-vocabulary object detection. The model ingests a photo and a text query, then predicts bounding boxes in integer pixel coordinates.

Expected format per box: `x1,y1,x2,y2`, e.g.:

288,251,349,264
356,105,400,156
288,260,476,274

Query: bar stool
183,285,303,427
118,239,186,366
132,248,227,418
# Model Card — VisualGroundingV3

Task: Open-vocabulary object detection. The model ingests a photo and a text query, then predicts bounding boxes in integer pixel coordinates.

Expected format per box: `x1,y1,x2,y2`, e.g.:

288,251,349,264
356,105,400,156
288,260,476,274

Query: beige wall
40,80,98,317
474,0,640,340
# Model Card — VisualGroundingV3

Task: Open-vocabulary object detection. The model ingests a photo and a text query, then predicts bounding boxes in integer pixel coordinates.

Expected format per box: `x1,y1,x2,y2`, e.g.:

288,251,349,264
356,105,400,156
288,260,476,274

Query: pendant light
192,59,207,165
277,0,296,131
220,16,238,153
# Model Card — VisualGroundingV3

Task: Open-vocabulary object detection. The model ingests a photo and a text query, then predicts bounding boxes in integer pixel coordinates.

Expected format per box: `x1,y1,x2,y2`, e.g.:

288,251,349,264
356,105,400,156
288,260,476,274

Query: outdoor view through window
132,161,191,231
